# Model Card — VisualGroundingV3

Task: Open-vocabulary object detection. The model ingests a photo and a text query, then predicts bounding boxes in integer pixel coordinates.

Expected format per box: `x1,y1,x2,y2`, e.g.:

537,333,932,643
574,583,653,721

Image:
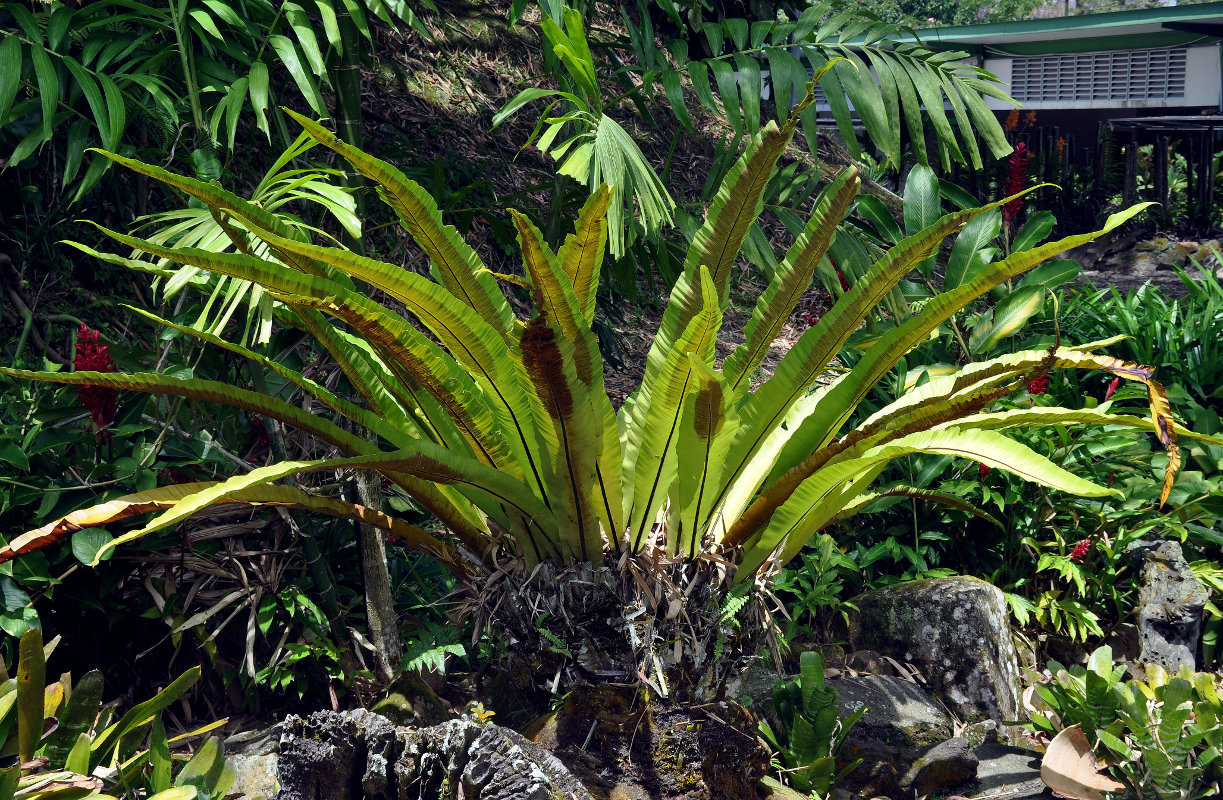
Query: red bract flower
835,268,850,292
73,324,117,435
1003,142,1029,225
1027,375,1049,395
1104,377,1120,401
248,416,269,446
1069,538,1093,562
157,467,197,485
979,462,991,481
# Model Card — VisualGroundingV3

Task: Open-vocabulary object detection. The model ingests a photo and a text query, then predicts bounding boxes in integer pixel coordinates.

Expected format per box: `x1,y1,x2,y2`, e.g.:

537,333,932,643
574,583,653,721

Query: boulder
961,720,1000,749
970,743,1052,800
1126,537,1207,671
899,737,978,796
847,576,1020,724
226,726,282,800
832,675,953,799
273,709,591,800
833,675,952,752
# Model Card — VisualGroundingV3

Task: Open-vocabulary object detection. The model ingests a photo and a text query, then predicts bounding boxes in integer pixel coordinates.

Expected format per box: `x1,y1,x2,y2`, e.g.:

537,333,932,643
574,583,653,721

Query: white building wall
982,43,1219,110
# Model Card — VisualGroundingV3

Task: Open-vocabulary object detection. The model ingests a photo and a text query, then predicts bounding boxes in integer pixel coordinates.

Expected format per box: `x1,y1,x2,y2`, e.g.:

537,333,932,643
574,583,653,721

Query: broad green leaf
969,285,1045,353
0,36,22,124
16,628,44,764
43,671,103,767
723,166,859,398
1011,210,1055,252
30,43,57,142
556,186,611,326
1018,258,1079,291
945,209,1000,291
625,267,721,549
762,203,1152,489
0,482,466,573
91,668,200,768
71,528,113,565
737,428,1115,578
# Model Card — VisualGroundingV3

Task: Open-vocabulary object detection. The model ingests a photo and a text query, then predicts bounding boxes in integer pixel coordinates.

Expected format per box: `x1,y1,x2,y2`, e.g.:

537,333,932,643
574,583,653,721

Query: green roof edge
893,0,1223,46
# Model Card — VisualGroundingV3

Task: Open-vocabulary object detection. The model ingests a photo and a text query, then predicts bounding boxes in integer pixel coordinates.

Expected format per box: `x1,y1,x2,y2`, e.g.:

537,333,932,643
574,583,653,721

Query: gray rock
847,576,1021,725
833,675,953,752
899,737,978,796
1126,537,1207,671
968,743,1052,799
228,754,279,800
273,710,591,800
961,720,999,749
227,726,283,800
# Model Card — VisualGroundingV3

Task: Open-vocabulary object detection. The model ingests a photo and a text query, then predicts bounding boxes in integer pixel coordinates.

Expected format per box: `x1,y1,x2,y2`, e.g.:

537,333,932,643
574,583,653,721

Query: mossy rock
847,576,1020,725
369,674,448,727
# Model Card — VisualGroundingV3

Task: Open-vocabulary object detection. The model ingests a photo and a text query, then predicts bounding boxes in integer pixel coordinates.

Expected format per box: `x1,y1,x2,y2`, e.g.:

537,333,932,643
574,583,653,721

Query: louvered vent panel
1010,47,1187,102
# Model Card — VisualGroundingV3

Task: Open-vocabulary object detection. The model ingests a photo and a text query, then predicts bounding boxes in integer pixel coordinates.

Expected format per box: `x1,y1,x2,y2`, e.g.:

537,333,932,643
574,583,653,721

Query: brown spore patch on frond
520,315,574,419
691,381,725,441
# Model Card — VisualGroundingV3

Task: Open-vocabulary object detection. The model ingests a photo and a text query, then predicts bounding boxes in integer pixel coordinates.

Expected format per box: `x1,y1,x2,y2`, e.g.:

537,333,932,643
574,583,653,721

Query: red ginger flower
1069,538,1093,562
1104,377,1120,401
979,463,991,481
73,323,117,435
1003,142,1029,225
1027,374,1049,395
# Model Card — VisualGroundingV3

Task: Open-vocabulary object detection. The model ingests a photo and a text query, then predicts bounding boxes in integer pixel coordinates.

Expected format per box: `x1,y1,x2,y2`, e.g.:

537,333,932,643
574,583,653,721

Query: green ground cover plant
1027,645,1223,800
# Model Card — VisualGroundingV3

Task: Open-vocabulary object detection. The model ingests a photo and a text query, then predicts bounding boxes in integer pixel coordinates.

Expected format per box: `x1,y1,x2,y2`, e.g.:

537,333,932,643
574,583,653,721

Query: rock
832,675,953,799
225,726,284,799
846,650,887,674
900,737,978,796
724,661,788,739
970,743,1052,799
275,709,392,800
847,576,1021,725
838,736,903,799
1013,633,1037,673
273,709,591,800
402,718,592,800
962,720,999,748
228,753,279,800
1126,537,1208,671
1106,621,1142,663
834,675,953,752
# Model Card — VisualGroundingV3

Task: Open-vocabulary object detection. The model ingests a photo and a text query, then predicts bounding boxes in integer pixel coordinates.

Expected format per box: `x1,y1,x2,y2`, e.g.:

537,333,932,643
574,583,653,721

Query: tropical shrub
1061,264,1223,415
0,106,1202,698
1026,645,1223,800
0,627,231,800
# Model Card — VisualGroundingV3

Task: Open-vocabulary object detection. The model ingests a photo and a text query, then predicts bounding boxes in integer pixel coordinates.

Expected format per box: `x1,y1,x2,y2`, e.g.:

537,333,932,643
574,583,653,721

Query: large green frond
736,428,1115,579
285,109,516,336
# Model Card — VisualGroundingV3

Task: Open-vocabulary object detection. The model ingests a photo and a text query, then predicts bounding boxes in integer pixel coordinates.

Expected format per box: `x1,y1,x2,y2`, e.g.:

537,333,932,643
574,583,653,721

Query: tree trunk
330,6,403,681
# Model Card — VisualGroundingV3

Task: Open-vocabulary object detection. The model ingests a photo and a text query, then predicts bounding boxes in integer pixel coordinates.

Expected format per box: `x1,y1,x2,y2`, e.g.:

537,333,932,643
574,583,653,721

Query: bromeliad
3,104,1217,695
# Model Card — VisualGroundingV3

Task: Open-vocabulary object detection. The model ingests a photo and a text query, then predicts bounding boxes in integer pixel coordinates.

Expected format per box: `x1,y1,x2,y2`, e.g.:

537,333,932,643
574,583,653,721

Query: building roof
907,1,1223,56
